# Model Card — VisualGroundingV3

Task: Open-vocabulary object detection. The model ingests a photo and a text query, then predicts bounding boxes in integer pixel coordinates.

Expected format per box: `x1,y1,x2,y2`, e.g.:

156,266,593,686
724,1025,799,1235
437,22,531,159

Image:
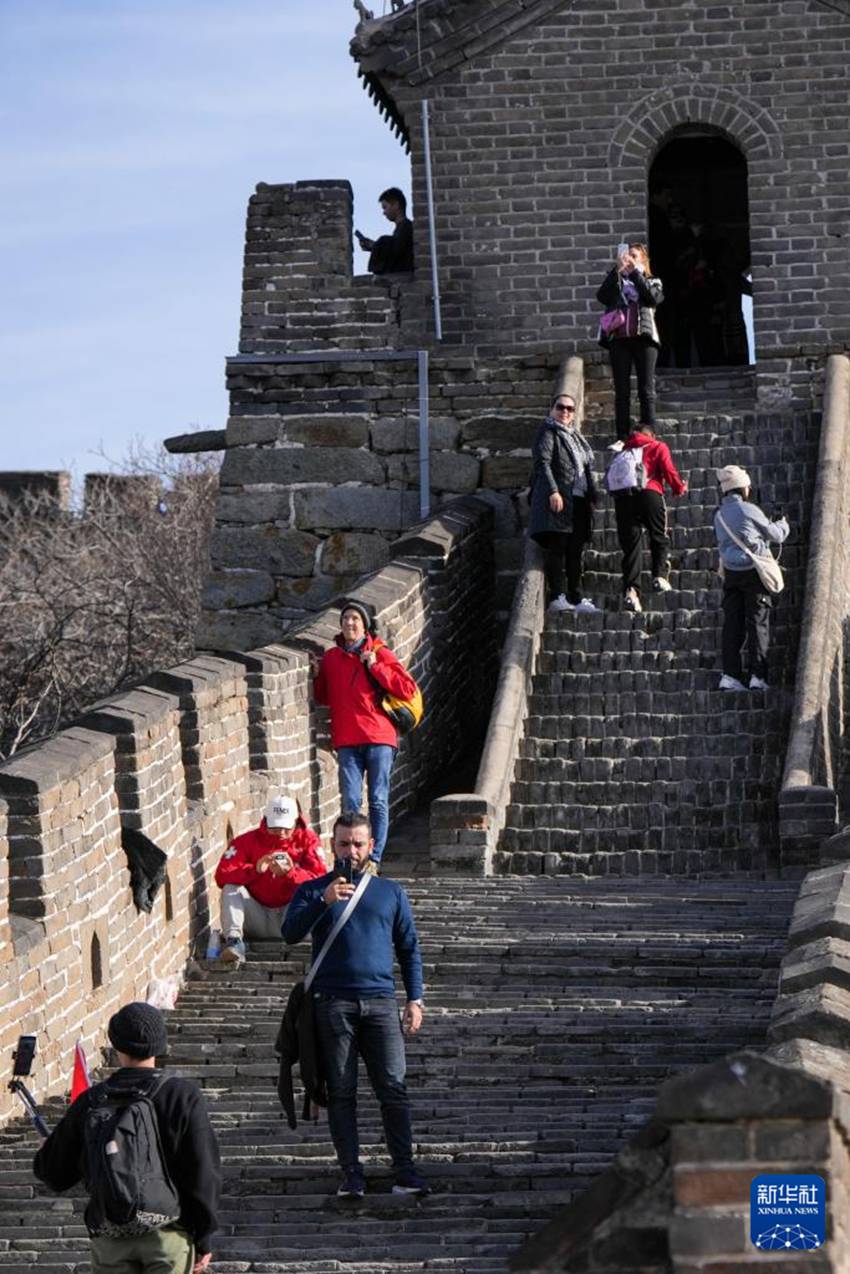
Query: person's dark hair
550,393,576,409
725,487,749,498
379,187,406,213
332,811,372,839
638,425,656,438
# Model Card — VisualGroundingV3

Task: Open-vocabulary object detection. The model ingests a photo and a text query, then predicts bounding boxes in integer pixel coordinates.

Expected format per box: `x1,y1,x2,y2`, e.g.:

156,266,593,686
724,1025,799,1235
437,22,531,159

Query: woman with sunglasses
597,243,664,440
529,393,599,613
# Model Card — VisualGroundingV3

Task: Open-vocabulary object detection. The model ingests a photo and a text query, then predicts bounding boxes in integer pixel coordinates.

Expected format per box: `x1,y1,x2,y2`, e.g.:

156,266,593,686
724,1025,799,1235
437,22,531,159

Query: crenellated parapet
0,496,496,1126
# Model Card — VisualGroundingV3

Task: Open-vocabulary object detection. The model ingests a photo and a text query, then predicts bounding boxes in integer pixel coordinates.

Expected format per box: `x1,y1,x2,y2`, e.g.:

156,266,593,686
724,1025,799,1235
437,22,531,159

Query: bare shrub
0,443,220,759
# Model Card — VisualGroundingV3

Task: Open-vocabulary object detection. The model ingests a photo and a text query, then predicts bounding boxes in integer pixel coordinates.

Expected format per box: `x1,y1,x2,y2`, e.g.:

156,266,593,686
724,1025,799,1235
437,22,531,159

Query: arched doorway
648,129,753,368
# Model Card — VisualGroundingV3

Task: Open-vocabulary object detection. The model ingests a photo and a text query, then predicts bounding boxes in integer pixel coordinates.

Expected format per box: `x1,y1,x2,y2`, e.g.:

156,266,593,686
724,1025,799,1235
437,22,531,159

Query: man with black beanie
313,599,417,870
33,1002,220,1274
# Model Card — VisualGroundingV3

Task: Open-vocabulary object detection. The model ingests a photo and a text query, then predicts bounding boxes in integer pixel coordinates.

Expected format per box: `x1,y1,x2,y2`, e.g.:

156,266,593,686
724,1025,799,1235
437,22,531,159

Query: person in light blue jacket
713,464,789,692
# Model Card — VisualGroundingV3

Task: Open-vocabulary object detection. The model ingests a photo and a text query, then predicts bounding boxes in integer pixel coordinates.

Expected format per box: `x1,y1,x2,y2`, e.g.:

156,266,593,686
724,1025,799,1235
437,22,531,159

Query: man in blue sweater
282,811,429,1200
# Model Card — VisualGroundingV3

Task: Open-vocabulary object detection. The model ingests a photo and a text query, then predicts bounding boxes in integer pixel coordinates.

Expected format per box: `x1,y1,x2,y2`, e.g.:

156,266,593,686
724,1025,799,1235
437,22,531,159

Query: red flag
70,1041,90,1103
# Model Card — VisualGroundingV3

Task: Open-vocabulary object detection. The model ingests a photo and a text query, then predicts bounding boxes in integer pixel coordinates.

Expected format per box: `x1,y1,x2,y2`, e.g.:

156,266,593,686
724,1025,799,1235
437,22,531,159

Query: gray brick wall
0,497,495,1126
373,0,850,363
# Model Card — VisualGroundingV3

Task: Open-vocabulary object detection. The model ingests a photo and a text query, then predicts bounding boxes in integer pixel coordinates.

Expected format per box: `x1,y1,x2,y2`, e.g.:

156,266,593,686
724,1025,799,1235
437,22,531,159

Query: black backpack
82,1073,181,1238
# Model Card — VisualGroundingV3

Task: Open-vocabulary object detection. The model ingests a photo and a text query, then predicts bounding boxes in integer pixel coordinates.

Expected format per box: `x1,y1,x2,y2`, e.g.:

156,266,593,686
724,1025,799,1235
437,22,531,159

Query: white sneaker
548,594,572,613
719,674,748,692
574,598,599,613
623,588,642,614
652,577,673,593
749,675,769,690
607,440,625,453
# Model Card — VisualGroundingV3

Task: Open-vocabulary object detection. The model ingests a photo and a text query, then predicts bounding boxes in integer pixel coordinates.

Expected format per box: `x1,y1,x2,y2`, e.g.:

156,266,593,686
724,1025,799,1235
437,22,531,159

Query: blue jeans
314,994,413,1173
337,744,395,862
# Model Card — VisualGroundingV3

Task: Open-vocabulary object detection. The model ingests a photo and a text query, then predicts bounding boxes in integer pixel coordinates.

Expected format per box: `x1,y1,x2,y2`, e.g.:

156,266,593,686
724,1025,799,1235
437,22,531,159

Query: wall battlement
238,179,427,354
0,497,495,1126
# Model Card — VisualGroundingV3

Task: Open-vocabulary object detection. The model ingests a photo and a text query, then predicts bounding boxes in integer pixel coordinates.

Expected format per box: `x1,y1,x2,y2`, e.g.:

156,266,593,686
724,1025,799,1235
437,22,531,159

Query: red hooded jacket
625,431,687,496
314,633,417,750
214,818,327,908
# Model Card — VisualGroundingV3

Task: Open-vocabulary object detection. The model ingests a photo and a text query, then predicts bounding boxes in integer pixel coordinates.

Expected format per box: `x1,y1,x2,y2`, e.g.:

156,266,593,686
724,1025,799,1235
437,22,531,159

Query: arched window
648,129,753,368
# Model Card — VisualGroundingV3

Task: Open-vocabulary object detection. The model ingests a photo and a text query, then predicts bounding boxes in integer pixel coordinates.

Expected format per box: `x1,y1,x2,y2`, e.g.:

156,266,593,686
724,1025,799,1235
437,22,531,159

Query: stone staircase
0,872,797,1272
497,400,819,874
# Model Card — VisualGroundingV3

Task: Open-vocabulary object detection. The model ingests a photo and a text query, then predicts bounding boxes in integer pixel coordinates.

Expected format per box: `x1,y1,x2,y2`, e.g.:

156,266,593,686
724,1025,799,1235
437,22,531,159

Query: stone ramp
0,875,796,1271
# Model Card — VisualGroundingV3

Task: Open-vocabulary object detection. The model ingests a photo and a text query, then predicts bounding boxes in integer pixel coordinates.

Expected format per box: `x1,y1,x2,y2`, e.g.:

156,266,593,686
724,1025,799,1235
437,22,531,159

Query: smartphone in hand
343,859,354,884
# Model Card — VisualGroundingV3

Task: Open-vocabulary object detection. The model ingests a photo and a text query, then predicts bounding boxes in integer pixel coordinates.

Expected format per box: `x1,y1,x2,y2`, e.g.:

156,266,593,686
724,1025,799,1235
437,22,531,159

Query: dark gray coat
529,419,597,539
597,267,663,347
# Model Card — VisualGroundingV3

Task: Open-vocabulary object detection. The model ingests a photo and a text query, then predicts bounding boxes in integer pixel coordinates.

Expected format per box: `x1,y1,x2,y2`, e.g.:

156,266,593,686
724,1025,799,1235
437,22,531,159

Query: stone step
0,873,797,1268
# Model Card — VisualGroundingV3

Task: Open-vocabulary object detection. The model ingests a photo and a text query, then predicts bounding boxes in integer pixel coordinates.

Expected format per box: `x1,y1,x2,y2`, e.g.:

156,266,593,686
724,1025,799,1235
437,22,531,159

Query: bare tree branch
0,441,220,759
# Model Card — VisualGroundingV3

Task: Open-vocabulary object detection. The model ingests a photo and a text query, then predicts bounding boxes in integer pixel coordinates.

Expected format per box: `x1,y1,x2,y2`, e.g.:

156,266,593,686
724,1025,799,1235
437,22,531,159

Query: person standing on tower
597,243,664,439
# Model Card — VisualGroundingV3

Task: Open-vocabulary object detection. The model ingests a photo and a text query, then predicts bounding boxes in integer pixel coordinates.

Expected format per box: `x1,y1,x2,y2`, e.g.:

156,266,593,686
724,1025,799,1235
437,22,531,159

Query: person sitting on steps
213,792,327,967
713,464,789,692
613,425,688,615
529,392,600,614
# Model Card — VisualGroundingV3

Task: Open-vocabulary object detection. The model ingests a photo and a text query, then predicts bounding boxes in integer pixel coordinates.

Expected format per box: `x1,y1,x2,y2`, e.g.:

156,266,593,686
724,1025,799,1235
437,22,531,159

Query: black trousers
609,339,658,438
535,497,592,604
614,490,670,592
721,568,772,682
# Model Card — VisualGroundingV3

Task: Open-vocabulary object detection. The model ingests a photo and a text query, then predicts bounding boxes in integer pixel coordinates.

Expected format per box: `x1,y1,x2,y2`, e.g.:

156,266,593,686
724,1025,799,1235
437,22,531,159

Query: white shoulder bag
716,511,785,595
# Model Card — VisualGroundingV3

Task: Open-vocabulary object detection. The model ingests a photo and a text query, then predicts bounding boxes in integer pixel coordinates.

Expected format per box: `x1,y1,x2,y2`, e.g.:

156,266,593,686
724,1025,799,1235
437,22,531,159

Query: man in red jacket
313,599,417,871
214,792,326,966
612,426,688,614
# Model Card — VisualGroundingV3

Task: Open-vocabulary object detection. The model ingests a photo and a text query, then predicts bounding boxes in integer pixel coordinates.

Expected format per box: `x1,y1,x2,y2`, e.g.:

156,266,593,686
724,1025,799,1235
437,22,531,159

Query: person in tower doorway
213,792,327,967
283,811,428,1200
597,243,664,440
355,187,414,274
612,426,688,614
313,600,417,870
529,392,600,614
713,465,789,692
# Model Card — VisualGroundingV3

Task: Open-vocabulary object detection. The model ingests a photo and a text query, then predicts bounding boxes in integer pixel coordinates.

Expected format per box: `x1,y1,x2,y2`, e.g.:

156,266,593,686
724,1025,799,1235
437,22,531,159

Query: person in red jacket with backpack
313,599,417,871
612,426,688,614
214,792,326,966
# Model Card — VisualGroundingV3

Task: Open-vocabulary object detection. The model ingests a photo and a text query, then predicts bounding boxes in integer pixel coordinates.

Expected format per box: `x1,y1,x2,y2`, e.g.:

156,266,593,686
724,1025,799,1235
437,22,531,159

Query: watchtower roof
351,0,573,145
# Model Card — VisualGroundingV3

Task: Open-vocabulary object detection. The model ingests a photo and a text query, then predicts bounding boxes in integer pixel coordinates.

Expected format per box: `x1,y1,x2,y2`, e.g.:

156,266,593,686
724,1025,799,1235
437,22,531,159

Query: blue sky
1,1,407,478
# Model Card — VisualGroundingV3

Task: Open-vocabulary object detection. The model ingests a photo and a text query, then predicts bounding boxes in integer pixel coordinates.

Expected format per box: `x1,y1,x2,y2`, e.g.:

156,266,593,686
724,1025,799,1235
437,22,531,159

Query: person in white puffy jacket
713,464,789,692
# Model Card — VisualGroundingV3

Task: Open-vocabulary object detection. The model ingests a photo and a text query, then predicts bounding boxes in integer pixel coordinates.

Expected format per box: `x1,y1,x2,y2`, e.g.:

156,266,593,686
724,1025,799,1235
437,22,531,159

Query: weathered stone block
196,609,284,652
227,415,371,448
210,526,319,575
482,454,533,489
460,416,535,449
215,492,293,524
282,416,371,448
371,417,460,453
387,450,480,492
277,573,359,611
202,570,276,609
220,446,384,486
293,487,420,531
319,533,391,577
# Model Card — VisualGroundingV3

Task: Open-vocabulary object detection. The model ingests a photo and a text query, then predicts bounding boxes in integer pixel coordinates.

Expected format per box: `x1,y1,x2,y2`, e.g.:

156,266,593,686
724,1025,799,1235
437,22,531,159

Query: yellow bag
369,639,424,734
378,685,424,735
